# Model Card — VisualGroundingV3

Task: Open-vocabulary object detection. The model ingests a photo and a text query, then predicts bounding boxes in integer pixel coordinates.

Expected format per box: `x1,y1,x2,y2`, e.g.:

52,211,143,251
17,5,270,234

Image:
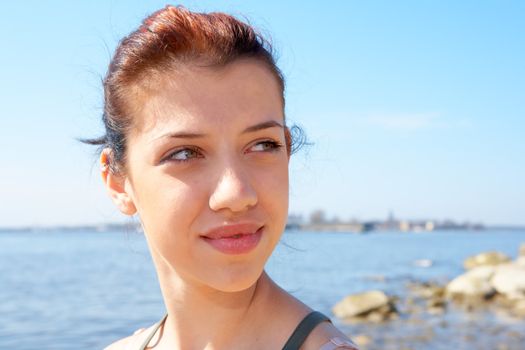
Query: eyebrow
242,120,284,134
154,120,284,141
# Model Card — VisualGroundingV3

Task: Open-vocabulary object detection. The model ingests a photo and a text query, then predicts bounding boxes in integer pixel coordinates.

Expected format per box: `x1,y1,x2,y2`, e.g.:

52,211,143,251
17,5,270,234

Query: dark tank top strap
138,314,168,350
282,311,331,350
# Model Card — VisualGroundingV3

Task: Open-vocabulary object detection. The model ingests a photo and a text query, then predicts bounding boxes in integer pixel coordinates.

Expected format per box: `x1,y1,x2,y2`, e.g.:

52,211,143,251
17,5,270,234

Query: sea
1,229,525,349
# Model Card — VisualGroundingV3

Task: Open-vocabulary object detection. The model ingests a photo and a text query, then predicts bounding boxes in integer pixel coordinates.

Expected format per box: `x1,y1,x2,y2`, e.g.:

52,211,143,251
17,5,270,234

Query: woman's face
121,59,289,292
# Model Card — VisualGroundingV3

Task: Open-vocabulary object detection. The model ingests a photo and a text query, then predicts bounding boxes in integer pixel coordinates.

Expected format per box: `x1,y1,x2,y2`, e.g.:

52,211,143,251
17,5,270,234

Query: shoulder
104,335,132,350
260,277,359,349
302,320,360,350
103,326,152,350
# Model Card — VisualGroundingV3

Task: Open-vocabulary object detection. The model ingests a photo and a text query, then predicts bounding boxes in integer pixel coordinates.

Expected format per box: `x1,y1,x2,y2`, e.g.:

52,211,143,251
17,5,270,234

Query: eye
163,147,203,163
247,140,284,153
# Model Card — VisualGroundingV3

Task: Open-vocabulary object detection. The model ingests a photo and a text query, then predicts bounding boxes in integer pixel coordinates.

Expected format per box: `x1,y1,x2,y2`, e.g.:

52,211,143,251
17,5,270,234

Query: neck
156,270,273,350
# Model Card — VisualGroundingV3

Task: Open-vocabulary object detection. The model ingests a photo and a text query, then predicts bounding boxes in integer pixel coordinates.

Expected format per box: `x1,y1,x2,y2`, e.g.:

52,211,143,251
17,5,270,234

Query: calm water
1,229,525,349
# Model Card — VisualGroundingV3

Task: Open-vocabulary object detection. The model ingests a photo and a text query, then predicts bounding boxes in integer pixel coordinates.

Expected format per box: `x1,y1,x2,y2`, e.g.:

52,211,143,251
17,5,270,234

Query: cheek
132,170,207,250
140,179,208,280
253,159,289,215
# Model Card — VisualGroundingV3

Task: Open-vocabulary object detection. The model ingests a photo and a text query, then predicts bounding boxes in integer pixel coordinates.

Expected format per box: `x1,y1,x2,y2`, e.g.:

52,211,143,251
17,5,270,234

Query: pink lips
201,223,263,255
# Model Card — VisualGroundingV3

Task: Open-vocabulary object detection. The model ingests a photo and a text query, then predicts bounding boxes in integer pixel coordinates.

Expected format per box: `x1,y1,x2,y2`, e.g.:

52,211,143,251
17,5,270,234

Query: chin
207,264,265,293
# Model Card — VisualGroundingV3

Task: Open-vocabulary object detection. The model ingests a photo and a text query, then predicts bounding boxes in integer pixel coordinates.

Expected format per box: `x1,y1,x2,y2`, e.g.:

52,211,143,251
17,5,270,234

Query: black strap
282,311,331,350
139,312,330,350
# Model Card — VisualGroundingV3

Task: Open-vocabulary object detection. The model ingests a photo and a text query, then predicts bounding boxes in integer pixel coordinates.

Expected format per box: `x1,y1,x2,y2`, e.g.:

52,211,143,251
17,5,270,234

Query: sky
1,0,524,227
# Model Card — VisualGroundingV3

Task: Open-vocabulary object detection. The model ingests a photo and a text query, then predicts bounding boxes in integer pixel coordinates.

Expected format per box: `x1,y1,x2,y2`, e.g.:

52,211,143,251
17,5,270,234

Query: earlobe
100,149,137,216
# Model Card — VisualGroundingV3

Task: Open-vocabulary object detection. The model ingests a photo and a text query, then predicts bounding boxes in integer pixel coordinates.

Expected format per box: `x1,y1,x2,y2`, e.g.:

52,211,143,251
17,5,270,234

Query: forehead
127,59,284,140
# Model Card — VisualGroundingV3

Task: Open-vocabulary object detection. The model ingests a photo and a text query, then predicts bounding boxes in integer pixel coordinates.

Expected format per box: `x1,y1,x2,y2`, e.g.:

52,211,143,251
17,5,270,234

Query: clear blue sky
1,1,524,227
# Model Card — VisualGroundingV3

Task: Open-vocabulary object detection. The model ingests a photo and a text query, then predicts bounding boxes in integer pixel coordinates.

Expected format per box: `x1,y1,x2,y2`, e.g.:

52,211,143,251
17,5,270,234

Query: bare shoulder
302,321,359,350
263,277,359,349
103,326,151,350
104,335,132,350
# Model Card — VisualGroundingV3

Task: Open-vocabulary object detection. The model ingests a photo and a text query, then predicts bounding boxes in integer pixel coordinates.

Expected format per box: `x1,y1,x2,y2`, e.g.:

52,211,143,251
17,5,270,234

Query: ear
100,148,137,216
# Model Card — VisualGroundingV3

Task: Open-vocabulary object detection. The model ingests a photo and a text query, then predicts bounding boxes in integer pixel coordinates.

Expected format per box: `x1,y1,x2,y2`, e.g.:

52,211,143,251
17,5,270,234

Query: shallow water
1,229,524,349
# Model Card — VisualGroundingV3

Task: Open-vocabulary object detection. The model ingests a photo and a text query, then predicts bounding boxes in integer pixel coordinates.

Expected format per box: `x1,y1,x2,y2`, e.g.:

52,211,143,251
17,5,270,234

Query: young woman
86,5,358,350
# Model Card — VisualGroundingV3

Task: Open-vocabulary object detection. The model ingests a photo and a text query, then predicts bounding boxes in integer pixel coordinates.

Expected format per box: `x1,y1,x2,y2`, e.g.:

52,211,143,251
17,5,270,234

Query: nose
209,162,258,214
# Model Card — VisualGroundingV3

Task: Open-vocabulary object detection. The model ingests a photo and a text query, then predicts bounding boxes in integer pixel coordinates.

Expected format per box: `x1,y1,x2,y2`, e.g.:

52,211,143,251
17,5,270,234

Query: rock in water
516,256,525,267
491,263,525,300
408,281,445,299
446,266,496,299
463,251,511,270
333,290,390,318
519,243,525,257
414,259,433,268
513,299,525,317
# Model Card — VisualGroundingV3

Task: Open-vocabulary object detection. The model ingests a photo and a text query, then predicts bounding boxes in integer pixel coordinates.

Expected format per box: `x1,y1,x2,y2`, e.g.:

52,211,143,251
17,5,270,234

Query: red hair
111,5,284,88
83,5,299,173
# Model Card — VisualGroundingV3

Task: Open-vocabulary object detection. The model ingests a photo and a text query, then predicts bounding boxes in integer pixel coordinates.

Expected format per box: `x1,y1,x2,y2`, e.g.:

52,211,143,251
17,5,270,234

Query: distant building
286,213,304,230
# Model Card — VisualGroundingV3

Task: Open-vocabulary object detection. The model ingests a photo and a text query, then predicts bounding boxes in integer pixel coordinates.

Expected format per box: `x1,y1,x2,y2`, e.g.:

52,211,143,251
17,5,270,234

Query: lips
201,223,264,254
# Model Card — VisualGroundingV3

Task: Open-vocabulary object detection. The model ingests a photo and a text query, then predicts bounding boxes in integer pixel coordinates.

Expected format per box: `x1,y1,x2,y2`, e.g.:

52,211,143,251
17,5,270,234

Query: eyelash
163,140,283,164
246,140,284,154
163,146,203,163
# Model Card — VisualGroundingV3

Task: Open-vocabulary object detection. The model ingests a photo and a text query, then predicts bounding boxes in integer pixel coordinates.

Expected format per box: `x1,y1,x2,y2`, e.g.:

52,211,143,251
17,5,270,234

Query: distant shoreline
1,223,524,234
